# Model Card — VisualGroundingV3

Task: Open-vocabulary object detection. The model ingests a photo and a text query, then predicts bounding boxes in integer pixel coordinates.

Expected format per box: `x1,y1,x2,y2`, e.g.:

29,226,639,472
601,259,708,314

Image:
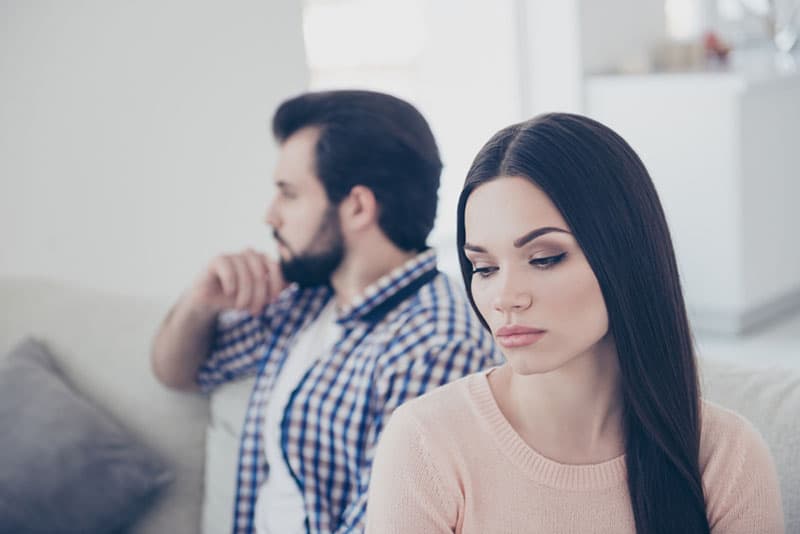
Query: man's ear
340,185,378,231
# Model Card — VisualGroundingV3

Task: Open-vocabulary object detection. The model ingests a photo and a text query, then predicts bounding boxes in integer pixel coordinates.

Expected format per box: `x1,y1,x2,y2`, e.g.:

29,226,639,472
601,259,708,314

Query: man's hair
272,90,442,252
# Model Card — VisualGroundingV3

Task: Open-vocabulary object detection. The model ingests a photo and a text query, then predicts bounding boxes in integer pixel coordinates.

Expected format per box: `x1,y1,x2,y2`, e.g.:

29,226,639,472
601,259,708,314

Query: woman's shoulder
699,399,784,531
699,398,770,472
391,370,488,430
380,369,499,461
699,399,766,455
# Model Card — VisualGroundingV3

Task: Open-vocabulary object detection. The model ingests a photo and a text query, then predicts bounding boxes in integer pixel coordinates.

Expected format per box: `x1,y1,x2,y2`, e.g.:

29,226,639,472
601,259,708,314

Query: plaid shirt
196,249,501,534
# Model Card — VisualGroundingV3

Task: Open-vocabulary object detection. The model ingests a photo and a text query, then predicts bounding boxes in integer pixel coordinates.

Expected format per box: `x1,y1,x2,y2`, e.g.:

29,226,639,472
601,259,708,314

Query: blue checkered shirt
196,249,502,533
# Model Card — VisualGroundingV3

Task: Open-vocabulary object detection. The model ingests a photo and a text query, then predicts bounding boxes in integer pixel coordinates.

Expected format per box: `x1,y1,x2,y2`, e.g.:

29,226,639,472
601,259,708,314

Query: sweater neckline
467,368,628,491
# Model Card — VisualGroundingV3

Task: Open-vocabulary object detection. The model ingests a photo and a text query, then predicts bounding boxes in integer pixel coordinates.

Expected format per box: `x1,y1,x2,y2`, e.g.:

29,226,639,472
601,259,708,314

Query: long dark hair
457,113,709,534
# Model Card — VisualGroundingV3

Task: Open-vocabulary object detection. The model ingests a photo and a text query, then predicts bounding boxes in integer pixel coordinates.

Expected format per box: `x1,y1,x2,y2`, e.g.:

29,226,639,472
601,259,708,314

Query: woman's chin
504,350,570,377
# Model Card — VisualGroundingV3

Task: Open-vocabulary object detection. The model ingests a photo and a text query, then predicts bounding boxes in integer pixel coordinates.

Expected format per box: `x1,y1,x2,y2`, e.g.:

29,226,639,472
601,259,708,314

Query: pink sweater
366,370,784,533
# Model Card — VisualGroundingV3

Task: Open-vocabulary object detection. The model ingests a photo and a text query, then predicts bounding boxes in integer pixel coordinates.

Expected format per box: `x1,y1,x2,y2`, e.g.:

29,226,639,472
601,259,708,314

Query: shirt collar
335,248,439,328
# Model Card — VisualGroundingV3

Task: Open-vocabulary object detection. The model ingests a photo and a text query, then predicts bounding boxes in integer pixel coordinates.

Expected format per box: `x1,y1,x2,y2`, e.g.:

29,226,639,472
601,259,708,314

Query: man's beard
277,206,345,288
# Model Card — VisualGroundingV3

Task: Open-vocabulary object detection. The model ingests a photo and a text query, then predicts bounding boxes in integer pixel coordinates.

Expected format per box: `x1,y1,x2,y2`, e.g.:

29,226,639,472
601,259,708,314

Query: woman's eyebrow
513,227,570,248
464,226,570,253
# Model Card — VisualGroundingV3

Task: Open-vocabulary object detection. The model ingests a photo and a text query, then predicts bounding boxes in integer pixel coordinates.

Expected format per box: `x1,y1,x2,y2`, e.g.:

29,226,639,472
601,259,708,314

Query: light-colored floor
695,310,800,370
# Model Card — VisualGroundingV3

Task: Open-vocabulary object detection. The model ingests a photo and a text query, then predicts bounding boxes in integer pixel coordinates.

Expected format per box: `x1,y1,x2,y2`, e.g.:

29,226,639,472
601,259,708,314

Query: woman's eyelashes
529,251,567,269
471,252,567,278
471,265,498,278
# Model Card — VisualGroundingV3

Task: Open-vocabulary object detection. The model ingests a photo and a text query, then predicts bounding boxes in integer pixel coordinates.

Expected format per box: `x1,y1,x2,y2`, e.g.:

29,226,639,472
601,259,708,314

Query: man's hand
188,248,288,316
151,248,287,390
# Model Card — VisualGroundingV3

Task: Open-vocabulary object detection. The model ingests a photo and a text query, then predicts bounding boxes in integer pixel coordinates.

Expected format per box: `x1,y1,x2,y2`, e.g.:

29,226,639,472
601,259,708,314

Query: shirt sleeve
709,422,785,534
333,336,481,533
365,404,457,533
194,308,270,393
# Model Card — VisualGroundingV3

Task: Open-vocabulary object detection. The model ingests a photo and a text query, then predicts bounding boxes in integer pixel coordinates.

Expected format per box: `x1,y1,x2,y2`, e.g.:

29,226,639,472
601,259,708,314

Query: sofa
0,277,797,533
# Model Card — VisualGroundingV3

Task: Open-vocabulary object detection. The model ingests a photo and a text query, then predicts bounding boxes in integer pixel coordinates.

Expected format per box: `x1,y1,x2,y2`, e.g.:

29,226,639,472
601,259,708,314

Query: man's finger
230,254,253,310
244,249,269,314
211,255,237,298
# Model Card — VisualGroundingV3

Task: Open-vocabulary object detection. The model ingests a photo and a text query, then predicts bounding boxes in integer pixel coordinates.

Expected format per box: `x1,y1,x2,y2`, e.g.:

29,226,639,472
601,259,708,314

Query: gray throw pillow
0,338,172,534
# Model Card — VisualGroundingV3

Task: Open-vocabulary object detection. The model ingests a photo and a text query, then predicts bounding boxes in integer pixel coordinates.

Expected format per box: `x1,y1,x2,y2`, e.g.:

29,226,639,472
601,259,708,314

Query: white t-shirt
255,300,340,534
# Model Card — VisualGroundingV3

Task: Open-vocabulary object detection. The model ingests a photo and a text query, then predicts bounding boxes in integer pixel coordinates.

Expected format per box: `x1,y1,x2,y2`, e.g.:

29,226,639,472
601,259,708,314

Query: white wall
517,0,583,116
578,0,665,75
517,0,665,117
741,78,800,315
0,1,308,299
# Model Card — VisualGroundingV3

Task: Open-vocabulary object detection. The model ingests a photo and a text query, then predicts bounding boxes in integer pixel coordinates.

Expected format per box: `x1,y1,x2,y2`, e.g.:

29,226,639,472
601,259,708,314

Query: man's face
266,127,345,287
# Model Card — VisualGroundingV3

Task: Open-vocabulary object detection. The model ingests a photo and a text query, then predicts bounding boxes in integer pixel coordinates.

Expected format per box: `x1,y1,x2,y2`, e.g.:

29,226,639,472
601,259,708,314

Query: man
151,90,501,534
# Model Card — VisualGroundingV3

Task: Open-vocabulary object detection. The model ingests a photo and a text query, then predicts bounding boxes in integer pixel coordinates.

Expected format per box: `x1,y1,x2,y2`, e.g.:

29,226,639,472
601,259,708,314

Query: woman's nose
492,273,533,313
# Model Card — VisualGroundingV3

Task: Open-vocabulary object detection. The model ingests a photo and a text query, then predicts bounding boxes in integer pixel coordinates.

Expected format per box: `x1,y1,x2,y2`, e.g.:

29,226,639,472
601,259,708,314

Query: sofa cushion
700,357,800,532
0,338,172,534
202,376,255,534
0,277,210,534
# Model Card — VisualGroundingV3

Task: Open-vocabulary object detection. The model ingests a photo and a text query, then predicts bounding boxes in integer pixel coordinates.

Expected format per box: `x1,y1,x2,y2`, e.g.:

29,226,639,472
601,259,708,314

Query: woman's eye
471,266,497,278
529,252,567,269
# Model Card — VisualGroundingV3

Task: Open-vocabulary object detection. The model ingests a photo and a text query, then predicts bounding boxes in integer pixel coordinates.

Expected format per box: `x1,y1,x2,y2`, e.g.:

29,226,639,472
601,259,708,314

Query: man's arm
150,248,285,391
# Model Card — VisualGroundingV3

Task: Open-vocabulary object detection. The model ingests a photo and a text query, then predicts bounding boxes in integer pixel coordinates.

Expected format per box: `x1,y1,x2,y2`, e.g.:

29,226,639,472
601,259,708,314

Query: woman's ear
340,185,378,231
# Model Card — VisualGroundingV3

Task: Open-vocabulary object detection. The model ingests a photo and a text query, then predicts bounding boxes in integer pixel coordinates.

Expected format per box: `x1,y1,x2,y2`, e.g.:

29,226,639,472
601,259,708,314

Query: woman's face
463,176,611,375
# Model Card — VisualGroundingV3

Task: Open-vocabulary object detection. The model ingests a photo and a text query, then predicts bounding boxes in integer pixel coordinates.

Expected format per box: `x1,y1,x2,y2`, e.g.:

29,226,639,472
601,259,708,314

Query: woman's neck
489,339,625,465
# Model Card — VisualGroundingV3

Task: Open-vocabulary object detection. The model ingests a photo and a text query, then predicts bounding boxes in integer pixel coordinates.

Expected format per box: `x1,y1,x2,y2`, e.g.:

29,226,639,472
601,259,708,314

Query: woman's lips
495,325,547,348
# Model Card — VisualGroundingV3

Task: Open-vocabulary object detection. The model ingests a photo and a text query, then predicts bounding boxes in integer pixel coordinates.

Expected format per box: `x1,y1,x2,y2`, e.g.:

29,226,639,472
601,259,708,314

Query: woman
365,113,784,533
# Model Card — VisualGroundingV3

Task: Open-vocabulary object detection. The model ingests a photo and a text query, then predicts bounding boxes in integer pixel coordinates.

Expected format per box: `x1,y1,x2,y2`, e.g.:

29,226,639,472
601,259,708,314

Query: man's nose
264,199,280,228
